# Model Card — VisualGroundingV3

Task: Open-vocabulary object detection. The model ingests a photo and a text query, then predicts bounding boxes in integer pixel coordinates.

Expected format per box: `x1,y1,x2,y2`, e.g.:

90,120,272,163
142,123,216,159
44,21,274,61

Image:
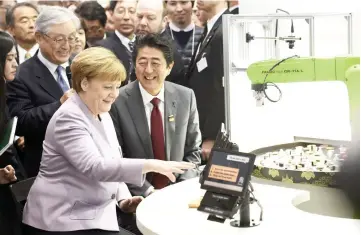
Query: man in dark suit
96,0,137,86
110,33,202,197
6,2,39,65
186,0,230,162
6,6,79,177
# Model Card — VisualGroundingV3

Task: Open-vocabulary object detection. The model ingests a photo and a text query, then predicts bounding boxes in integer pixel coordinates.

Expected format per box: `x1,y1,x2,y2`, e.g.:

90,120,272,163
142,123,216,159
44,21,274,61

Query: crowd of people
0,0,239,234
0,0,359,235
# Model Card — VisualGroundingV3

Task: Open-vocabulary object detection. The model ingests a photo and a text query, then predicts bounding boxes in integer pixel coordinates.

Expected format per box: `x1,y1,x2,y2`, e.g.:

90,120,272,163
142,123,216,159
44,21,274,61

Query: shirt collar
229,5,239,12
138,82,165,106
169,22,195,32
17,44,39,54
206,8,228,32
17,44,39,61
37,50,68,74
115,30,135,47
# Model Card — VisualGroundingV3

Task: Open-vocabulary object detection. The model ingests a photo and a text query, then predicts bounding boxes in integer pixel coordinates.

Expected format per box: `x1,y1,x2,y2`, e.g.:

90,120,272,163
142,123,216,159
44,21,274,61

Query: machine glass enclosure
221,13,355,152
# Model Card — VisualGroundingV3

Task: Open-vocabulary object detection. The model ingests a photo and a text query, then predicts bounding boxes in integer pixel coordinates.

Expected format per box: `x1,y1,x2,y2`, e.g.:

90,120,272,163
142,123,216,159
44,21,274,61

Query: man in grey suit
110,33,202,197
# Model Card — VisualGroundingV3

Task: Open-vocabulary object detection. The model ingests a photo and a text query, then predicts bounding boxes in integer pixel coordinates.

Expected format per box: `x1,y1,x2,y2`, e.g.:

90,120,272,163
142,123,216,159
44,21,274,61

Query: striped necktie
56,66,69,93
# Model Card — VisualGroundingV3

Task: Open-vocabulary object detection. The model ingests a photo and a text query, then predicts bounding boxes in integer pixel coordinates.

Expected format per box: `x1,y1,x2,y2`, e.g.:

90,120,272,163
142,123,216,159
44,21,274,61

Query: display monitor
0,117,17,156
201,149,256,197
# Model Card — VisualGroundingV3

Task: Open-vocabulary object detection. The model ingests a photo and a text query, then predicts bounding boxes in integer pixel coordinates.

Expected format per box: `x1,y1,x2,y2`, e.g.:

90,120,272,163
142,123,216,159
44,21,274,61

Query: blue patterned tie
56,66,69,93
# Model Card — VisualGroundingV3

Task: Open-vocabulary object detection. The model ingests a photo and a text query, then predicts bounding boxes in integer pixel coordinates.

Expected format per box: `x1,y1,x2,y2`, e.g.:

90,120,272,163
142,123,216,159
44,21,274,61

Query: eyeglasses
43,33,78,45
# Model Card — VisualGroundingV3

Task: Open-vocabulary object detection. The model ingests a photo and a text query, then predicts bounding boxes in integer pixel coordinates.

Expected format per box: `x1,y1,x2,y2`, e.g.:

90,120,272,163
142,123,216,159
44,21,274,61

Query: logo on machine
227,155,249,163
261,69,304,74
237,177,245,187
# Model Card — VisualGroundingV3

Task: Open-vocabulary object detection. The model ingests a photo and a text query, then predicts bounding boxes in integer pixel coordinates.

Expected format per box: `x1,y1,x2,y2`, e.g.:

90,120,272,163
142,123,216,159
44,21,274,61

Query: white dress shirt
138,82,165,134
169,22,195,32
17,44,39,64
115,30,135,52
37,51,70,90
206,8,228,38
229,5,239,13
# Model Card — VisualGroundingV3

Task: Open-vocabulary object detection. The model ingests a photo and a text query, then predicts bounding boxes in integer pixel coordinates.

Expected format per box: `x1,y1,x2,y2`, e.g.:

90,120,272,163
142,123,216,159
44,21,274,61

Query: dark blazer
6,53,71,177
110,81,202,196
186,10,230,140
95,32,133,86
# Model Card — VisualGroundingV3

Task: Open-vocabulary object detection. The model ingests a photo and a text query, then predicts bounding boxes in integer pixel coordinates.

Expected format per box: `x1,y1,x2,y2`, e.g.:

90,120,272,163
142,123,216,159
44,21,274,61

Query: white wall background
228,0,360,152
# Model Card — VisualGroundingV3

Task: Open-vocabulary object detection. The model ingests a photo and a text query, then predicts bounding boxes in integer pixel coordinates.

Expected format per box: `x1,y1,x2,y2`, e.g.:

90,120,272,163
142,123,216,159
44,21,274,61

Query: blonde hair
71,47,126,93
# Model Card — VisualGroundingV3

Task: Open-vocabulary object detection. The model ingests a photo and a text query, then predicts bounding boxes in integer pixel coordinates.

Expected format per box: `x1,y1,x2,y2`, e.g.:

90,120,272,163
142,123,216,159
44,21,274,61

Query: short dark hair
6,2,39,28
74,1,107,27
133,33,174,66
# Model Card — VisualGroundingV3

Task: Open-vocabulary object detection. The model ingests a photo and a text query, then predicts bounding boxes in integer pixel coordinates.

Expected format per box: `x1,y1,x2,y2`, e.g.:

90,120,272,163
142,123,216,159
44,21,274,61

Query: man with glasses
6,6,78,177
96,0,137,86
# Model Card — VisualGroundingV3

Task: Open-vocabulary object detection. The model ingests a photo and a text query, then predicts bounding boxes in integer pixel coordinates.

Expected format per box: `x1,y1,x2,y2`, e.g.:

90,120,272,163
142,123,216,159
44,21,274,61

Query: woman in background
0,31,21,179
71,24,87,60
0,31,23,235
0,31,26,164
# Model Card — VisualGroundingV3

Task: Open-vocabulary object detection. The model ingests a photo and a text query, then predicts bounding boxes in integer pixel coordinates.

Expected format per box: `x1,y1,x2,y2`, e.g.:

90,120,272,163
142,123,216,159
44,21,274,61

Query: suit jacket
22,93,146,232
110,81,202,196
6,53,72,177
96,32,133,86
186,10,230,140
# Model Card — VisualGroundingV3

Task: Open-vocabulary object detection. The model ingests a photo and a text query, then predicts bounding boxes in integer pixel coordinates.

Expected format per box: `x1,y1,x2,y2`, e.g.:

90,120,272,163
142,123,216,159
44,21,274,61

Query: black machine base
230,219,261,228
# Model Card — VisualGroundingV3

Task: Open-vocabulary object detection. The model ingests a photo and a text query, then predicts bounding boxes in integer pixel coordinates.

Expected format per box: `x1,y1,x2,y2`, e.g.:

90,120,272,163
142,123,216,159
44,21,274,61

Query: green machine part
247,56,360,144
248,56,360,219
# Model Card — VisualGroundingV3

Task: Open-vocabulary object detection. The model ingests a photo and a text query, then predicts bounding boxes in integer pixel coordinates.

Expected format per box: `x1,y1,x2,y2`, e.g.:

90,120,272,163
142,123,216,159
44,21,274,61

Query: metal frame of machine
222,13,354,140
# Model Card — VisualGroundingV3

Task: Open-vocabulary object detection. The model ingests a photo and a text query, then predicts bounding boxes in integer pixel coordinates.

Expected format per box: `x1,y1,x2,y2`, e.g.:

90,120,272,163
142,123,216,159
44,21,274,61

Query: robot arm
247,56,360,142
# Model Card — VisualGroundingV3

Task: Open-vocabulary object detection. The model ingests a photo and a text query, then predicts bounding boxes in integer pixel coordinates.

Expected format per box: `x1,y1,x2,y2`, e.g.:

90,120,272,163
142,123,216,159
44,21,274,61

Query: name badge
197,57,208,72
168,115,175,122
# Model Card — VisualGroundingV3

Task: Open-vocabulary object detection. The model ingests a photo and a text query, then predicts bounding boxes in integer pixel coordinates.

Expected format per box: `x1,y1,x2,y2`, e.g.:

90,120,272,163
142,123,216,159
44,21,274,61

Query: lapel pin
168,115,175,122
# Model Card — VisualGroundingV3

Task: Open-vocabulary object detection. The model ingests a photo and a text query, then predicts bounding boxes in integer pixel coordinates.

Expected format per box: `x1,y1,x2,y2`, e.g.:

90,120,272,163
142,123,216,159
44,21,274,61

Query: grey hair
35,6,80,34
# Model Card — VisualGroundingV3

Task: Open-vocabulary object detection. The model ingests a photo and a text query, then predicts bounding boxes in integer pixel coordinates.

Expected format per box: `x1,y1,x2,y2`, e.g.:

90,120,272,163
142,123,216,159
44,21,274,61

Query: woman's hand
0,165,17,184
119,196,144,213
142,160,195,183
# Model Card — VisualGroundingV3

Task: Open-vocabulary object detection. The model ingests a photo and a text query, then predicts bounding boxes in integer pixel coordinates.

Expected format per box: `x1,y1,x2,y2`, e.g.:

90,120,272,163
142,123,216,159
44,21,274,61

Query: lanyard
169,27,196,56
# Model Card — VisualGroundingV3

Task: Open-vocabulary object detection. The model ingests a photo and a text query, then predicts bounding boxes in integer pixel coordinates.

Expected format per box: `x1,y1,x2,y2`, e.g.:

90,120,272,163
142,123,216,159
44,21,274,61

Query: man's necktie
24,52,31,60
126,41,135,84
150,98,169,189
199,24,208,45
195,24,208,57
56,66,69,93
128,41,135,52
